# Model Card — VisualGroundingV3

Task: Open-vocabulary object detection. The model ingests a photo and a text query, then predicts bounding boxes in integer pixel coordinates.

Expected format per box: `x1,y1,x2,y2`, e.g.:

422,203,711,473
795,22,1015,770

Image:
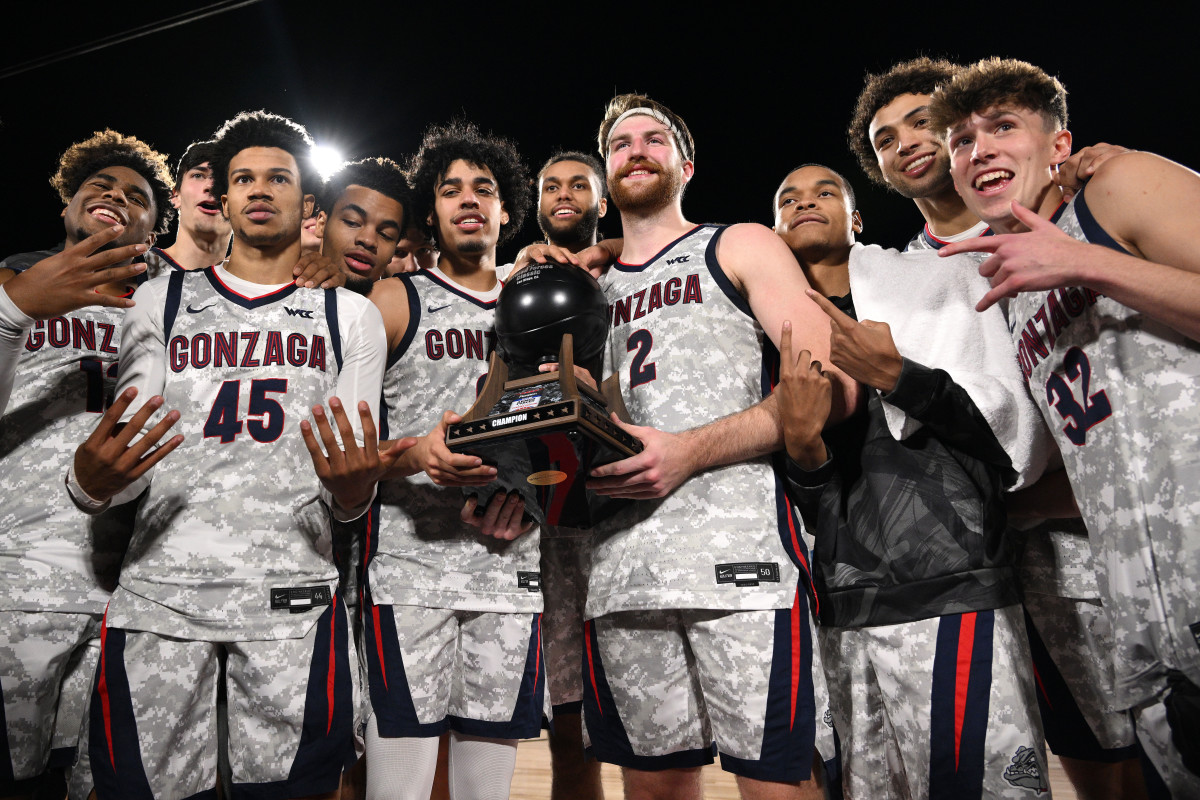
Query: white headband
606,108,691,161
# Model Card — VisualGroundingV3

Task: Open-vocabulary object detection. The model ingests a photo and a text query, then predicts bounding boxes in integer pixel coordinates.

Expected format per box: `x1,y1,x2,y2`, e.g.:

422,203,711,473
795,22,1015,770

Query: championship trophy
445,262,642,528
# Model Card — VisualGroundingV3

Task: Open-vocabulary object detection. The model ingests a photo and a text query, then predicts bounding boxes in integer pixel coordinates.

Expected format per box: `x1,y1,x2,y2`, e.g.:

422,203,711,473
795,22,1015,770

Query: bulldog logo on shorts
1003,745,1049,793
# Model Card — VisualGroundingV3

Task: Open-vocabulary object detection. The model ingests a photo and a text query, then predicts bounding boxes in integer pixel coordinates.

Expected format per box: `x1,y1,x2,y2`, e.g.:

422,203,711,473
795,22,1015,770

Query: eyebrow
94,171,151,203
545,174,592,185
230,166,295,177
777,178,842,202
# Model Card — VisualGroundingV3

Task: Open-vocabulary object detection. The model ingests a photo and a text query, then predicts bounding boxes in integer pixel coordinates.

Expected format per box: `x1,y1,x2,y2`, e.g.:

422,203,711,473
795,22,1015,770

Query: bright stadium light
311,144,344,181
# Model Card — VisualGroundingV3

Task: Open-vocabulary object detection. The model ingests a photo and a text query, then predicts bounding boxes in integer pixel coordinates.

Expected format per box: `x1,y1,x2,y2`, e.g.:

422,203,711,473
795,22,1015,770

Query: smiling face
537,159,606,247
946,104,1071,232
869,92,954,200
429,159,508,258
605,113,692,214
220,146,310,250
62,165,158,249
172,161,230,239
318,184,405,292
773,166,861,261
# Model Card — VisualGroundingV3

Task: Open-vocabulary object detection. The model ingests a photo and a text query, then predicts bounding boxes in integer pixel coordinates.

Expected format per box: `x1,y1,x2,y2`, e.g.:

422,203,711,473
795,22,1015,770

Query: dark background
2,4,1186,259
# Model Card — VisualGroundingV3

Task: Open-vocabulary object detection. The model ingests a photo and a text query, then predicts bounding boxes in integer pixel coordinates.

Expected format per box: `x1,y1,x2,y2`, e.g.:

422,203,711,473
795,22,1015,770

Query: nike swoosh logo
427,303,452,313
186,303,216,313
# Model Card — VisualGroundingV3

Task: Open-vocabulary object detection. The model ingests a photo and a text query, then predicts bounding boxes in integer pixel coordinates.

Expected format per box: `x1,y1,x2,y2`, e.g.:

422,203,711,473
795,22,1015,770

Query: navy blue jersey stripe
612,224,710,273
449,613,545,739
704,225,754,319
1073,188,1130,255
89,627,155,799
413,269,499,310
581,620,716,770
202,267,299,309
929,610,994,799
724,595,815,782
387,275,422,368
364,603,445,738
163,269,185,342
324,288,343,372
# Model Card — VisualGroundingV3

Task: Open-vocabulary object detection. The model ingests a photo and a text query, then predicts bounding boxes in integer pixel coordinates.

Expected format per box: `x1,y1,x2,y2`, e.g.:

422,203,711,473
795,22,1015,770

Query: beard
537,203,600,248
608,158,681,214
344,274,374,296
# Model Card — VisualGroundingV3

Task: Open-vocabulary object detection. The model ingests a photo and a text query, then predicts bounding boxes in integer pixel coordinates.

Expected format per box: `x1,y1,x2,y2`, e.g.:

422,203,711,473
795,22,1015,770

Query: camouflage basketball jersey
107,268,364,641
588,225,801,618
366,269,542,613
1009,191,1200,706
0,305,129,613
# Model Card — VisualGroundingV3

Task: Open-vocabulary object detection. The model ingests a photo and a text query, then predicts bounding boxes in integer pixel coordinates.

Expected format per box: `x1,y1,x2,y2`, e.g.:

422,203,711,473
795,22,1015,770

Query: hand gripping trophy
446,262,642,527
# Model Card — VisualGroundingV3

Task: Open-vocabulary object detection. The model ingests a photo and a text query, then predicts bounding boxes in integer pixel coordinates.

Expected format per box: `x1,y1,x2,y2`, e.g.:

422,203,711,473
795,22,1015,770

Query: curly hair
208,110,315,200
596,93,695,164
318,157,411,228
929,57,1068,135
847,58,962,186
49,129,175,235
407,121,531,246
538,150,607,198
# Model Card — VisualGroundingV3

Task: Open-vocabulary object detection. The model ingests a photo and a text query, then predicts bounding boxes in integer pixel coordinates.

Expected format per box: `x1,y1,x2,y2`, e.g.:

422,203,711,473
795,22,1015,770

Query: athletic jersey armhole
324,288,343,372
1073,187,1131,255
704,225,754,319
163,270,185,341
387,275,422,368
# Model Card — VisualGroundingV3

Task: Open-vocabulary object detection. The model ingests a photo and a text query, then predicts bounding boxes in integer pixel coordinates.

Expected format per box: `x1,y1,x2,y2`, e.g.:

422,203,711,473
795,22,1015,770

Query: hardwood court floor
509,732,1079,799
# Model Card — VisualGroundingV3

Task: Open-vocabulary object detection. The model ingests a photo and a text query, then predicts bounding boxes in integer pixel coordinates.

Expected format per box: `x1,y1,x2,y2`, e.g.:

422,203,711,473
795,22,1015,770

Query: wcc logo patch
1003,745,1049,793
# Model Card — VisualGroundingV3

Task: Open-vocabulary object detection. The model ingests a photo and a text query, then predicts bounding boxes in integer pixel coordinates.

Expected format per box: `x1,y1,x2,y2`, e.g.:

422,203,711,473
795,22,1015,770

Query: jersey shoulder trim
324,288,343,371
703,224,752,319
386,275,422,368
413,268,499,310
612,224,712,273
203,266,300,309
1072,188,1130,255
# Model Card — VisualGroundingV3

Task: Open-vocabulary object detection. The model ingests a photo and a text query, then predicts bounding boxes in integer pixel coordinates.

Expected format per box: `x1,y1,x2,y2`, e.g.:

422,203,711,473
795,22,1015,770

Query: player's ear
851,210,864,235
1051,128,1073,167
220,194,229,219
313,210,327,239
500,202,509,227
597,197,608,219
681,161,695,185
145,232,157,247
170,190,181,211
303,194,316,219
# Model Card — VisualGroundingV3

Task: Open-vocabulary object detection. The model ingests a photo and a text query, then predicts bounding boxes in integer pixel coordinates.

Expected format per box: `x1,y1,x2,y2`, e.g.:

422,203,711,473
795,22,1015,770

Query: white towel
847,243,1053,489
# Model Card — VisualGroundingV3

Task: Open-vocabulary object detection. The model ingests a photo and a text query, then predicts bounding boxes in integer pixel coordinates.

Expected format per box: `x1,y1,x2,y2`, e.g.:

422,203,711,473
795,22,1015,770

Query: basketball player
931,57,1200,794
851,59,1145,797
142,139,231,275
578,93,856,800
774,162,1053,798
386,224,438,276
535,149,608,800
70,110,389,799
358,121,544,800
0,130,173,800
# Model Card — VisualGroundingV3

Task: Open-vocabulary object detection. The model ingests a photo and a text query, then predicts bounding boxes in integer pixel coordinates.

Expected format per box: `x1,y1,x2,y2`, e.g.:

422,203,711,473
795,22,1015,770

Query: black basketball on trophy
495,262,608,380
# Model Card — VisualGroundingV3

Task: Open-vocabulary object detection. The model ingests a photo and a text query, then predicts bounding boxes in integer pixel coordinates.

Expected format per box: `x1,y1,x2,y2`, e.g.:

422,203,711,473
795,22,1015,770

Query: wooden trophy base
446,335,642,529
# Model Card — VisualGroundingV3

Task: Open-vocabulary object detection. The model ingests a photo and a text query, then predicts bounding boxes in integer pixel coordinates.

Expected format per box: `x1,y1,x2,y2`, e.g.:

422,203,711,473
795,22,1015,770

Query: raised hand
301,397,415,511
3,227,148,318
938,202,1091,311
776,320,831,467
74,387,183,503
805,290,903,392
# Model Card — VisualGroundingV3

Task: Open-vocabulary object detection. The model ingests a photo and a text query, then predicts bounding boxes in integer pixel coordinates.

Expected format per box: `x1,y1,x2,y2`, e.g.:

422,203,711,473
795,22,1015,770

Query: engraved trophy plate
446,263,641,528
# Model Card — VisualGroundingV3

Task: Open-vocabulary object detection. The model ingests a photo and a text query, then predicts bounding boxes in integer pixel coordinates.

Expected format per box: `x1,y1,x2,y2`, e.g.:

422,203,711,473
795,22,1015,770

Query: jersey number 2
1045,347,1112,446
204,379,287,443
627,329,656,388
